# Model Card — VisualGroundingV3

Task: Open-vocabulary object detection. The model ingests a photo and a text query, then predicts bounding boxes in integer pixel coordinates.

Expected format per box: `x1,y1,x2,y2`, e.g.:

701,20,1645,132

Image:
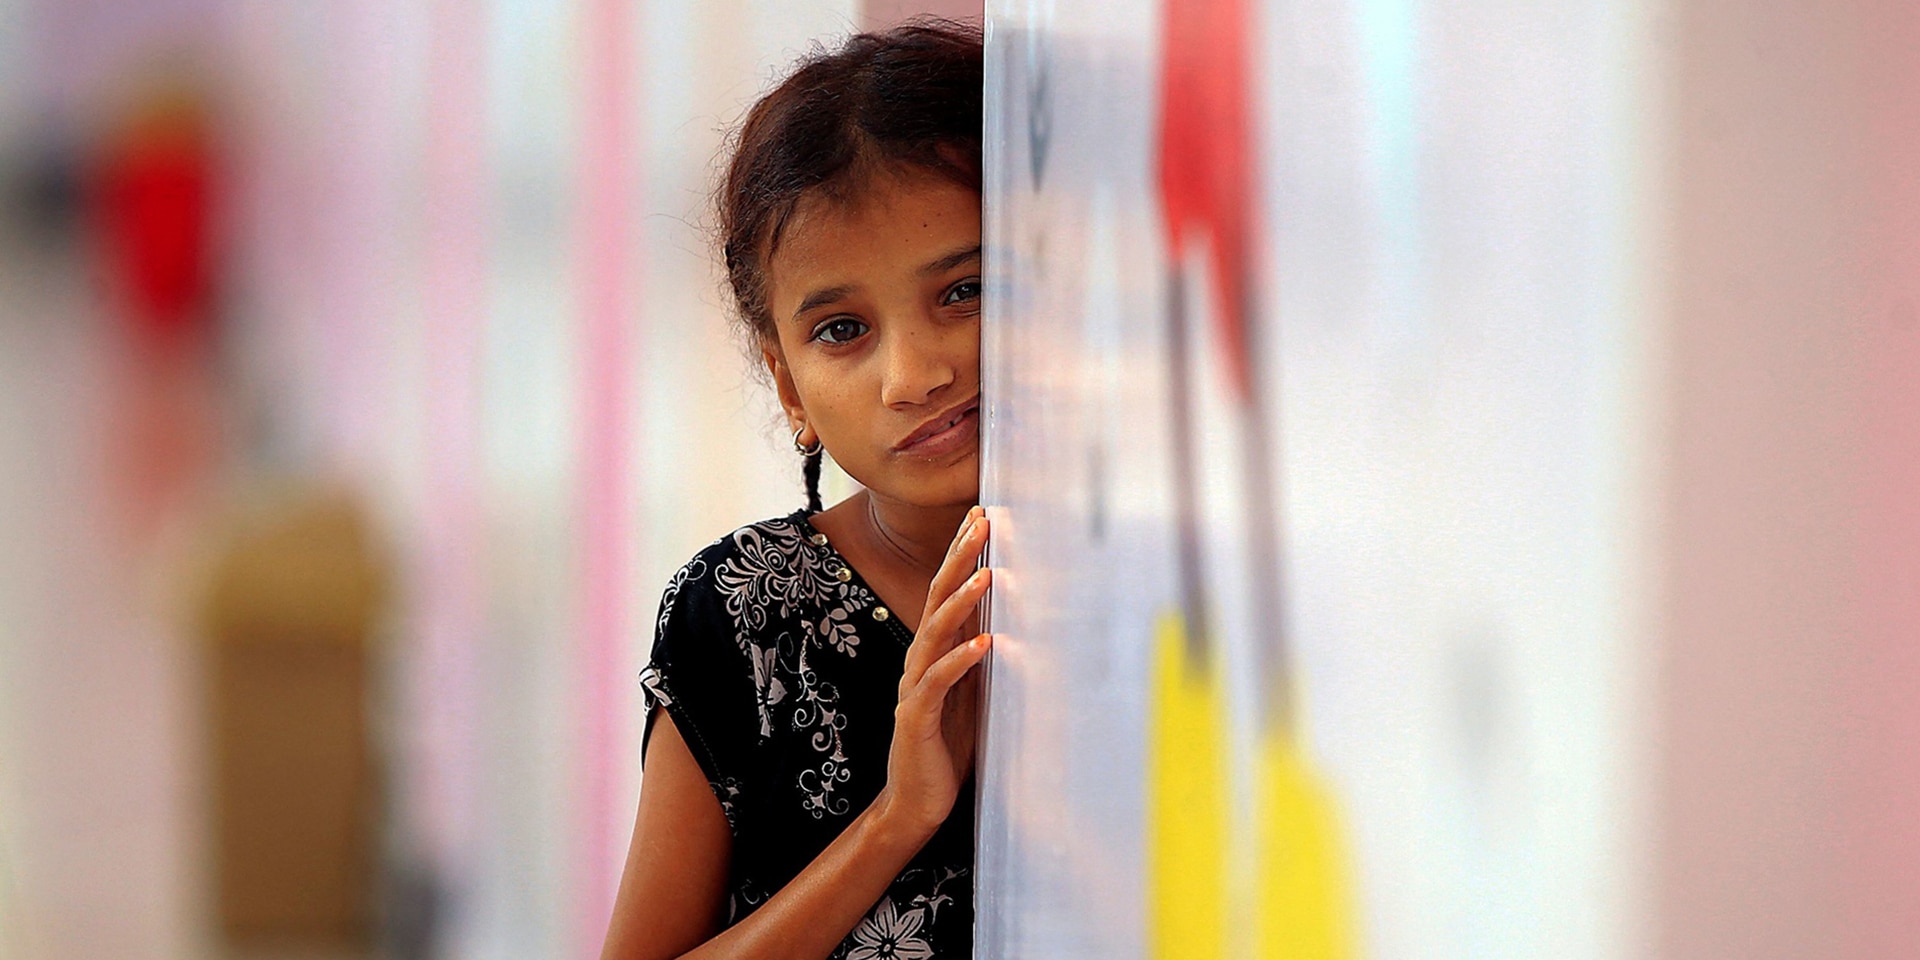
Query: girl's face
762,167,982,510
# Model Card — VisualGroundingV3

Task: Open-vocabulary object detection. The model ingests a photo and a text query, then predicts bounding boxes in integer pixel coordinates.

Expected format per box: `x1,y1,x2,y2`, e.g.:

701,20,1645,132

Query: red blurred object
95,98,219,346
1158,0,1254,400
90,90,226,549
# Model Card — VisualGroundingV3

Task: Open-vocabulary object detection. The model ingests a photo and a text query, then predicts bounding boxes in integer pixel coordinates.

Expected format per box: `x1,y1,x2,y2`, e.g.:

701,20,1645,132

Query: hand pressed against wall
877,506,993,837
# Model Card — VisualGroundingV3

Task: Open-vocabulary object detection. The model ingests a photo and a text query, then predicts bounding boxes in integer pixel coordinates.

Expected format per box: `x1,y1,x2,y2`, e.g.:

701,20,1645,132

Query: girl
601,22,989,960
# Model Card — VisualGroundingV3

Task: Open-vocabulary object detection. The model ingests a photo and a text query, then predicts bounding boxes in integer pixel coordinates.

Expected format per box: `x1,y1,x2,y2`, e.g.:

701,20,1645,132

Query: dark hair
716,19,982,512
717,19,983,345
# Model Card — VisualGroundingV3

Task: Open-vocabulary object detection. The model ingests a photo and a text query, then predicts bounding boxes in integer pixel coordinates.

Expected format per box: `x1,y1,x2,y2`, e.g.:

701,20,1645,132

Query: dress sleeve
637,546,759,823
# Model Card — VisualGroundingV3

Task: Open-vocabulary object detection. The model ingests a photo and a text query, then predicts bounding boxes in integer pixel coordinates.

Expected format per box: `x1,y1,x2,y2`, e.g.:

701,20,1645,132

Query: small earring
793,426,823,457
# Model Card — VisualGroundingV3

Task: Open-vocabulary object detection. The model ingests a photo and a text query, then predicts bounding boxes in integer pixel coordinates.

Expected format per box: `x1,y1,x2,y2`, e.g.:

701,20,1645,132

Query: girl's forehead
770,174,981,273
788,169,977,237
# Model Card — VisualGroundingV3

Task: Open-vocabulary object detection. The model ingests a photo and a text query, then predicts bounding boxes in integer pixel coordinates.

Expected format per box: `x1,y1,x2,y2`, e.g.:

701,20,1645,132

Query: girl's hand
875,506,994,839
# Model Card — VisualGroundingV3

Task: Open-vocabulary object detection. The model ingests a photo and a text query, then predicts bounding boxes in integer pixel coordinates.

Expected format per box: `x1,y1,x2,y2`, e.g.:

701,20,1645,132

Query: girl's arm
602,511,994,960
599,713,732,959
598,709,950,960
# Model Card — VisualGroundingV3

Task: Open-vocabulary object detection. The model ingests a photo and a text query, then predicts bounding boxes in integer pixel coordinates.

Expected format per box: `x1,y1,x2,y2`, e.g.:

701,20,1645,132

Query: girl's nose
880,322,960,408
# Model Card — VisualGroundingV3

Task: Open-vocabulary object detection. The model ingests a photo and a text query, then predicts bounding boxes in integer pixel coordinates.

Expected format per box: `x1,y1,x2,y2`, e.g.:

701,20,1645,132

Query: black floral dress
639,510,973,960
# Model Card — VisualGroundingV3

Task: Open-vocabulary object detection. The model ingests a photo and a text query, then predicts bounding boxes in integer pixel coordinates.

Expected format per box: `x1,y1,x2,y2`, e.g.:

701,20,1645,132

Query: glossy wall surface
977,2,1652,957
978,0,1920,958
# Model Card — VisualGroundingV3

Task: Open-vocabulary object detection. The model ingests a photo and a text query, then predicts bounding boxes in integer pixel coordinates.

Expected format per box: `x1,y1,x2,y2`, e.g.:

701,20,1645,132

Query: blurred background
3,1,1917,960
0,1,975,958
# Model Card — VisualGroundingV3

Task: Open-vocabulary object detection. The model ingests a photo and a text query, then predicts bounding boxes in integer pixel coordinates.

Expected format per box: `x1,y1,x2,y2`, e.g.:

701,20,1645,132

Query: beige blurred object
197,486,390,951
861,0,981,29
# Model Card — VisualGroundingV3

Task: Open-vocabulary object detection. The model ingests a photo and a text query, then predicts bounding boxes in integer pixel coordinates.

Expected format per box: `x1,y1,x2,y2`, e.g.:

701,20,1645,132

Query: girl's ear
764,343,806,430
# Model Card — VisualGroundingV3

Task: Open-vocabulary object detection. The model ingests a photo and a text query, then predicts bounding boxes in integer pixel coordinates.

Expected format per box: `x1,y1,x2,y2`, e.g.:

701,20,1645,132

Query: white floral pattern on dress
747,637,788,738
712,518,881,816
907,866,966,925
788,636,853,816
717,519,869,657
637,663,672,709
845,897,934,960
715,526,803,634
655,555,707,638
811,600,862,656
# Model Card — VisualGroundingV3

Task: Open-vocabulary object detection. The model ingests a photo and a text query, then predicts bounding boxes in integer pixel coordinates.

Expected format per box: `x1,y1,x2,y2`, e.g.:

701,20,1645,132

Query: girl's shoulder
643,510,816,692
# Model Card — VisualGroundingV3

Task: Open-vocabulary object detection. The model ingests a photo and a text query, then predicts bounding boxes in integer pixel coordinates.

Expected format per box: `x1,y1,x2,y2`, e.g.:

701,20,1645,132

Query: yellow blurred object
1149,607,1353,960
1148,610,1228,960
1257,728,1354,960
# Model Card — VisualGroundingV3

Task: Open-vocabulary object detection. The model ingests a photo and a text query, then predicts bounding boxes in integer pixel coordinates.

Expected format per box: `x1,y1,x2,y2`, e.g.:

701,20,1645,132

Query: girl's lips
895,403,980,458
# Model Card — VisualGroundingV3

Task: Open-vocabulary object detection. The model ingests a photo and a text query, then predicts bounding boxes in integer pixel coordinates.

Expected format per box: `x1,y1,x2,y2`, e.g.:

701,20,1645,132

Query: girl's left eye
812,317,869,345
942,279,983,307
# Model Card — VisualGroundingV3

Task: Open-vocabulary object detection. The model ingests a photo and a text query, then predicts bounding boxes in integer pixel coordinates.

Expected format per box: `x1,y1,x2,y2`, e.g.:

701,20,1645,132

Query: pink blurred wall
1847,2,1920,952
1656,0,1920,956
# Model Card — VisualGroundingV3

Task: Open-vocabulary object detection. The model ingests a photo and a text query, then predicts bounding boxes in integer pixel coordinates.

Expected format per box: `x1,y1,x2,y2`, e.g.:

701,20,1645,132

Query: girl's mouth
894,398,981,456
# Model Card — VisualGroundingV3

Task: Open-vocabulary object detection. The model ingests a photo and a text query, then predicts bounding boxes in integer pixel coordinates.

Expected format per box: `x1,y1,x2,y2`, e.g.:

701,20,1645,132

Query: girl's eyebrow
791,284,857,323
919,244,982,277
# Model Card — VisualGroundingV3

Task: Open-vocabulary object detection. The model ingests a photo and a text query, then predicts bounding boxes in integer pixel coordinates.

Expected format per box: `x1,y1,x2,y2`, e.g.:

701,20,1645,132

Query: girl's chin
855,457,980,509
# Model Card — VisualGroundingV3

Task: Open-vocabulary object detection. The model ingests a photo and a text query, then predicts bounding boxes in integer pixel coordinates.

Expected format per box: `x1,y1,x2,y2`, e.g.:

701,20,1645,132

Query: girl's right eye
812,317,869,345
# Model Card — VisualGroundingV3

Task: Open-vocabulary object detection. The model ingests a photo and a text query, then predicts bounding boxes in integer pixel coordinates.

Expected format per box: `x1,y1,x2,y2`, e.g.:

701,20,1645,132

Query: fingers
924,508,988,618
902,508,991,689
903,634,993,720
902,567,992,691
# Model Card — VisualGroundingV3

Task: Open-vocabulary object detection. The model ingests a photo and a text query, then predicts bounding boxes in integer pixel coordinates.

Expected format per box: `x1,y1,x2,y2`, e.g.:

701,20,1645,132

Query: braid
803,449,824,514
